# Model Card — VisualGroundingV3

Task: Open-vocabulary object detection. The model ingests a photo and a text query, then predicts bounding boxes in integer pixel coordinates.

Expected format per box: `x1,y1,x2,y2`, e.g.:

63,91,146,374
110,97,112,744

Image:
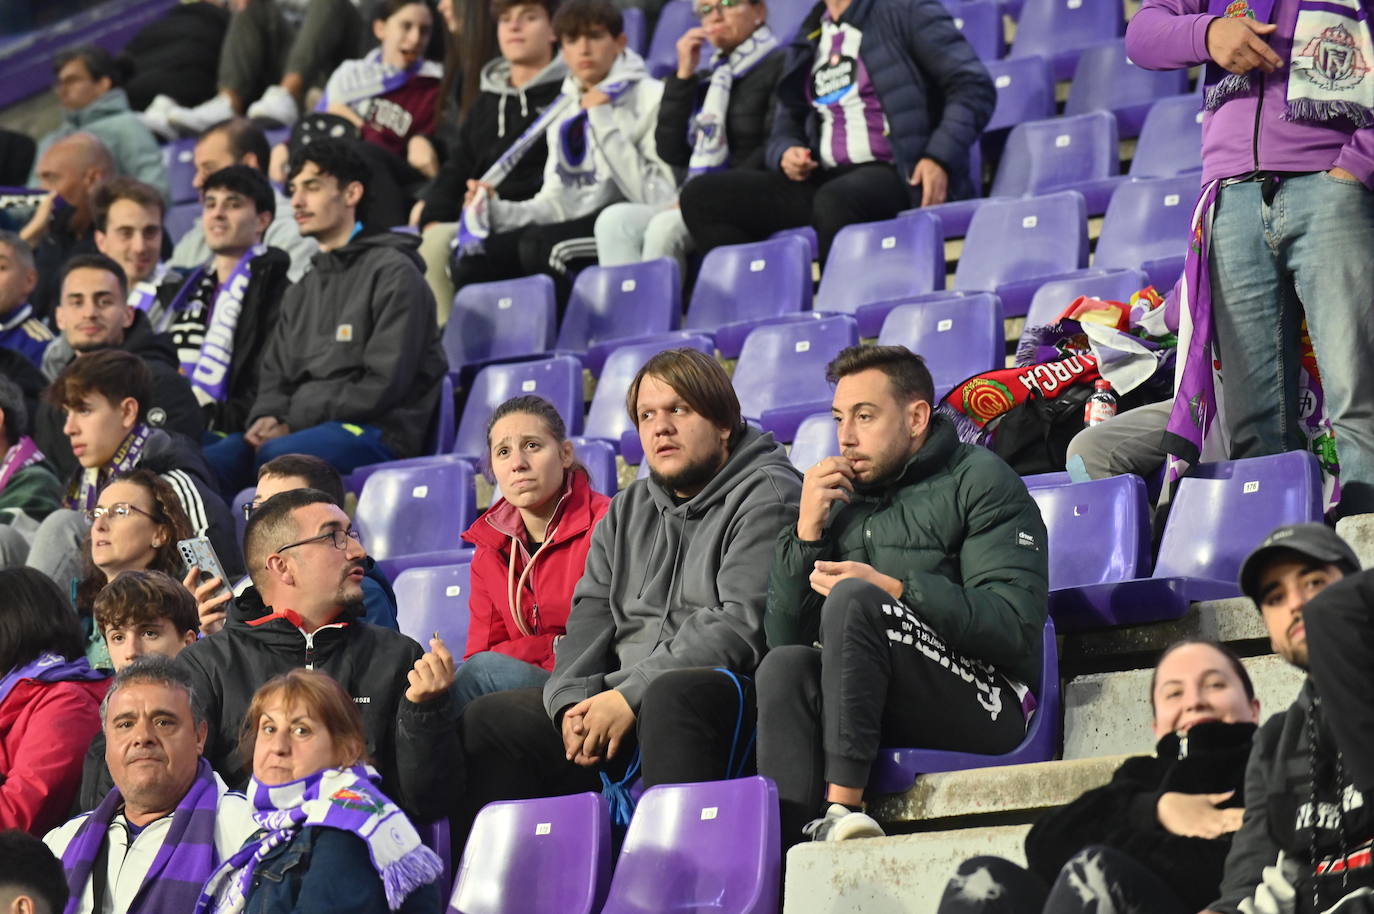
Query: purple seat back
1130,95,1205,178
1094,174,1200,291
354,460,476,559
557,259,680,371
1029,475,1152,591
165,201,200,245
876,293,1005,398
452,356,584,459
733,315,859,441
1021,268,1148,336
645,0,698,78
955,191,1089,316
768,225,818,262
445,275,557,375
600,777,780,914
427,373,456,456
984,55,1055,133
622,6,647,54
419,818,452,899
991,112,1120,200
392,562,472,654
685,235,812,357
231,487,254,552
584,333,715,454
166,137,199,204
789,412,841,472
951,0,1003,61
1009,0,1125,80
569,436,618,496
815,212,945,317
450,792,612,914
1066,41,1190,137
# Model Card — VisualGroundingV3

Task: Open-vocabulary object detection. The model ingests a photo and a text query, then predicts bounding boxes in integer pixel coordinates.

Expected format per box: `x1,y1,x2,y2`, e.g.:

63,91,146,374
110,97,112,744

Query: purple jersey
807,15,894,168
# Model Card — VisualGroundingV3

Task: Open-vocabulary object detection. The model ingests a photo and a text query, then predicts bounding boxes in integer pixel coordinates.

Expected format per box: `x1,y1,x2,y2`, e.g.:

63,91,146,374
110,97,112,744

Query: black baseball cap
1238,523,1362,604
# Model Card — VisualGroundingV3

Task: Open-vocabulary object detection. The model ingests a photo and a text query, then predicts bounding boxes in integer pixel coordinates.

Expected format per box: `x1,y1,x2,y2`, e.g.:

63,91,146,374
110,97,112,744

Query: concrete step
1062,596,1269,675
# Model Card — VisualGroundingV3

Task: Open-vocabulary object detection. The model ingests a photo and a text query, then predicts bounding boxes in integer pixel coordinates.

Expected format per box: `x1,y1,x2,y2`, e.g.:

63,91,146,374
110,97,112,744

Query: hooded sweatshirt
490,49,677,232
248,230,447,459
421,55,568,225
543,426,802,718
31,88,169,196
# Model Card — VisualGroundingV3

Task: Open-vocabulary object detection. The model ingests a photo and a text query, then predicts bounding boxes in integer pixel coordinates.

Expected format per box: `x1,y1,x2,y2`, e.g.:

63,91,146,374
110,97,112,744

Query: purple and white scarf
688,26,778,177
60,756,220,914
1205,0,1374,125
0,435,45,494
127,263,170,319
164,246,263,403
318,48,443,111
0,651,104,709
64,422,151,512
196,765,442,914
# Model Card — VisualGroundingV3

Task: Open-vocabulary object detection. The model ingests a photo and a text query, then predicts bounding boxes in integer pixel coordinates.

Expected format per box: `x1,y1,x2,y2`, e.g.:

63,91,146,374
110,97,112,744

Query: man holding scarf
154,166,290,437
0,375,62,568
45,656,258,914
1128,0,1374,517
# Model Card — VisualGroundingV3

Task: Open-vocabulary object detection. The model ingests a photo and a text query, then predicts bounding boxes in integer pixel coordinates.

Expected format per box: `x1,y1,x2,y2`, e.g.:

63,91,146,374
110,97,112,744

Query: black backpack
991,384,1094,476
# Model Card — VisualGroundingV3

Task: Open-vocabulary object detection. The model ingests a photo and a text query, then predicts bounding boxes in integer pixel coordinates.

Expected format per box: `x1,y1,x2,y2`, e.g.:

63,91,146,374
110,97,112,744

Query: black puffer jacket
654,48,784,172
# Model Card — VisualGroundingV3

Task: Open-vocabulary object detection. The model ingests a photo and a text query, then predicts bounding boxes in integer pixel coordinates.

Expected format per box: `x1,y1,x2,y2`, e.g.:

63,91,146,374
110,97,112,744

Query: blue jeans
203,421,394,494
1210,171,1374,514
451,650,551,715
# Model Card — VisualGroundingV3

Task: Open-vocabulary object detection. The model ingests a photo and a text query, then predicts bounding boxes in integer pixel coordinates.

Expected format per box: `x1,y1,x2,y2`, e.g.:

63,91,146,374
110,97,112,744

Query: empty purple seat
733,314,859,442
951,0,1003,61
1020,268,1148,336
869,618,1060,794
645,0,697,78
1094,174,1199,291
569,436,618,496
375,548,473,584
1009,0,1125,80
393,562,473,653
165,137,198,204
991,112,1121,215
599,777,780,914
685,235,813,359
355,460,477,560
165,201,200,245
814,212,945,336
789,412,841,472
1066,41,1190,138
622,6,646,54
451,356,584,460
876,293,1005,399
444,275,557,378
450,792,612,914
1131,94,1205,178
557,259,680,375
769,225,818,262
985,55,1055,134
954,191,1090,317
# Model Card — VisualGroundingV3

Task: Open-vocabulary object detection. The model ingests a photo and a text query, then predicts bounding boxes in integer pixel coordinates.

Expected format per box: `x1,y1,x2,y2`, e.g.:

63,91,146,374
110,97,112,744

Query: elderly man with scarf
1128,0,1374,518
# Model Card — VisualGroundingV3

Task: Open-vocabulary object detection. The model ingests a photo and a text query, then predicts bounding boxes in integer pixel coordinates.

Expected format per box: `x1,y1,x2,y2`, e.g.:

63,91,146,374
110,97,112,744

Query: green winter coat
0,459,63,534
765,413,1049,686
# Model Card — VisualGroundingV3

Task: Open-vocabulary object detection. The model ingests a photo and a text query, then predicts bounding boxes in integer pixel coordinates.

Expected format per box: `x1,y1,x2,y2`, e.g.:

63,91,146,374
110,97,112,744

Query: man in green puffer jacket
758,344,1048,846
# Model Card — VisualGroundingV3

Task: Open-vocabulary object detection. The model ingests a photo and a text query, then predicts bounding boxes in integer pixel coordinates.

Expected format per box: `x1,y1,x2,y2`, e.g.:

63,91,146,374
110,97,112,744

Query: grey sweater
543,425,802,717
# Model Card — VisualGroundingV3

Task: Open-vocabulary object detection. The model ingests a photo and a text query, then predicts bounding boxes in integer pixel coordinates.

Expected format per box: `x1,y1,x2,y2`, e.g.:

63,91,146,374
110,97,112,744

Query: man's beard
650,451,723,498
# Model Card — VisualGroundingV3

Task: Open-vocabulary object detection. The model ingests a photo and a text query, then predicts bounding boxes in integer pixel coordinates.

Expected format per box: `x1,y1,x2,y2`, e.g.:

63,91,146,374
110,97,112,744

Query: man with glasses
175,487,456,823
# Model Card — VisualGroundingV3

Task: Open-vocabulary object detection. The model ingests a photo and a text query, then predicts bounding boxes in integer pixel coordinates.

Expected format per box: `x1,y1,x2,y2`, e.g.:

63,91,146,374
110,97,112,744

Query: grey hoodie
32,88,168,195
543,425,802,717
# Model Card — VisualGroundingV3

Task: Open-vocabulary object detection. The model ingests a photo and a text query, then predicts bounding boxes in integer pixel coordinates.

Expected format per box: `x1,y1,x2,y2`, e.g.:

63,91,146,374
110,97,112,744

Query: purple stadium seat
600,777,780,914
1020,268,1148,336
166,137,198,204
451,356,584,460
984,55,1055,134
374,548,473,584
733,314,859,442
645,0,698,78
1066,41,1190,138
231,486,253,551
622,6,647,54
427,373,456,456
354,459,477,560
954,191,1090,317
1130,94,1205,178
991,112,1121,215
444,275,557,379
165,201,200,245
556,259,680,375
686,235,813,359
419,819,452,899
1022,471,1072,487
392,562,473,653
789,412,841,472
814,212,945,336
1094,174,1200,291
569,436,618,496
876,293,1005,399
869,618,1060,793
450,792,612,914
1009,0,1125,81
765,0,813,43
583,332,715,464
951,0,1003,61
769,225,818,263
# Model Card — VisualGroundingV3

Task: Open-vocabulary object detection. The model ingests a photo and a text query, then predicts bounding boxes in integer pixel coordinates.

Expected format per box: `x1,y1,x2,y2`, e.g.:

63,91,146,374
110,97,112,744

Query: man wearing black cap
1206,524,1373,914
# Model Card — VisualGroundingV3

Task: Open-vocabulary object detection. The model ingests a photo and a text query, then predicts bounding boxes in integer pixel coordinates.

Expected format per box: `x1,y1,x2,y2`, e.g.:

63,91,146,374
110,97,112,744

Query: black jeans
757,579,1027,844
938,848,1190,914
450,210,603,307
679,161,912,263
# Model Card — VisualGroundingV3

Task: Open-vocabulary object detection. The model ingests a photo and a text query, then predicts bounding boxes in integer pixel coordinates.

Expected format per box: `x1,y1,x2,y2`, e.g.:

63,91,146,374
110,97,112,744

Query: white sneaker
167,92,237,135
801,803,885,842
246,85,299,128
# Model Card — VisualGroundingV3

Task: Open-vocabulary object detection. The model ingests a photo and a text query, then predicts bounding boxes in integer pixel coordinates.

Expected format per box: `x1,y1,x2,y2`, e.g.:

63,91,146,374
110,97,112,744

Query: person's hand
1329,166,1360,182
405,637,456,703
408,199,426,227
1157,791,1244,839
183,566,232,636
909,157,949,207
582,88,612,109
326,101,366,128
809,559,902,599
562,690,636,765
463,179,494,209
1206,16,1281,75
797,456,855,540
781,146,817,182
676,27,709,78
407,135,440,179
268,143,290,185
20,192,56,246
244,416,289,448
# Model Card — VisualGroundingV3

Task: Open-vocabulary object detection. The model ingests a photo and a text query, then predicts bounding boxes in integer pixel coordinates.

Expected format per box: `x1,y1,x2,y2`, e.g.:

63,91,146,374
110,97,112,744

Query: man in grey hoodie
457,348,802,843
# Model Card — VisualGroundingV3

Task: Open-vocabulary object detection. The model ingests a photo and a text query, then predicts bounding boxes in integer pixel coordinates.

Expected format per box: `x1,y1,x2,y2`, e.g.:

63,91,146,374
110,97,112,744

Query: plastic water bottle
1084,379,1117,427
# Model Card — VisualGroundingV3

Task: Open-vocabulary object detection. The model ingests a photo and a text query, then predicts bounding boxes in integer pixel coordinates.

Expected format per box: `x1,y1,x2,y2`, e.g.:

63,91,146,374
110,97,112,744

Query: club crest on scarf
1296,22,1371,92
330,786,387,816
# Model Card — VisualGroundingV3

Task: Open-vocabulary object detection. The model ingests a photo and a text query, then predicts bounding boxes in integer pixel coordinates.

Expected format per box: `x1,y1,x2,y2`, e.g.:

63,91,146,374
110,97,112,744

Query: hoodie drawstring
498,92,507,138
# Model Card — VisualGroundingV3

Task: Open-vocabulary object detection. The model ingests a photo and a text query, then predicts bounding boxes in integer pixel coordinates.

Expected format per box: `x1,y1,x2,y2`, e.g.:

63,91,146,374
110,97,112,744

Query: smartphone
177,535,236,613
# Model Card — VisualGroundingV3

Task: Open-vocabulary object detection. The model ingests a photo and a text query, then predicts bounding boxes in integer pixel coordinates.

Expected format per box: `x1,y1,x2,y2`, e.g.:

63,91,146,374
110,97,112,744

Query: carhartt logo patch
336,324,354,342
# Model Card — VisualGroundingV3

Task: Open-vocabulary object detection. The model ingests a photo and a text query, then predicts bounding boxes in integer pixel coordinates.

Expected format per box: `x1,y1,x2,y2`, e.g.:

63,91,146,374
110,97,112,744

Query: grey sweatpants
1064,398,1172,480
218,0,368,102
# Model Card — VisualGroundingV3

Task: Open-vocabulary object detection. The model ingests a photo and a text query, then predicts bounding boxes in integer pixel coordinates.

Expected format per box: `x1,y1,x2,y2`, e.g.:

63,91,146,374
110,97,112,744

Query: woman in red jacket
456,395,610,710
0,568,108,834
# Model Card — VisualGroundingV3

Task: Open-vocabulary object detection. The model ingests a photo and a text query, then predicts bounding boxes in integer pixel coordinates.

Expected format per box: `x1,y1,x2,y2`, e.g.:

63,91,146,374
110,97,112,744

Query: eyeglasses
695,0,744,17
85,503,160,523
274,528,363,556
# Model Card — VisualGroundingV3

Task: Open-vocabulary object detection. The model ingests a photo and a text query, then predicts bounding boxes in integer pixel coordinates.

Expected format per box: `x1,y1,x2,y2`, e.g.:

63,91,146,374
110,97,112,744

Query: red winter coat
0,677,107,834
461,468,610,670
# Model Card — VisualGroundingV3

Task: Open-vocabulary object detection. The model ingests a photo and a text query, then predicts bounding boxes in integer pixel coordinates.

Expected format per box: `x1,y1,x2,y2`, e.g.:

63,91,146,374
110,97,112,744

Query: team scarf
64,422,151,512
60,757,221,914
939,353,1102,445
126,263,170,319
164,245,263,403
1204,0,1374,125
0,435,45,494
195,765,442,914
687,27,779,177
0,651,104,710
317,48,443,111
